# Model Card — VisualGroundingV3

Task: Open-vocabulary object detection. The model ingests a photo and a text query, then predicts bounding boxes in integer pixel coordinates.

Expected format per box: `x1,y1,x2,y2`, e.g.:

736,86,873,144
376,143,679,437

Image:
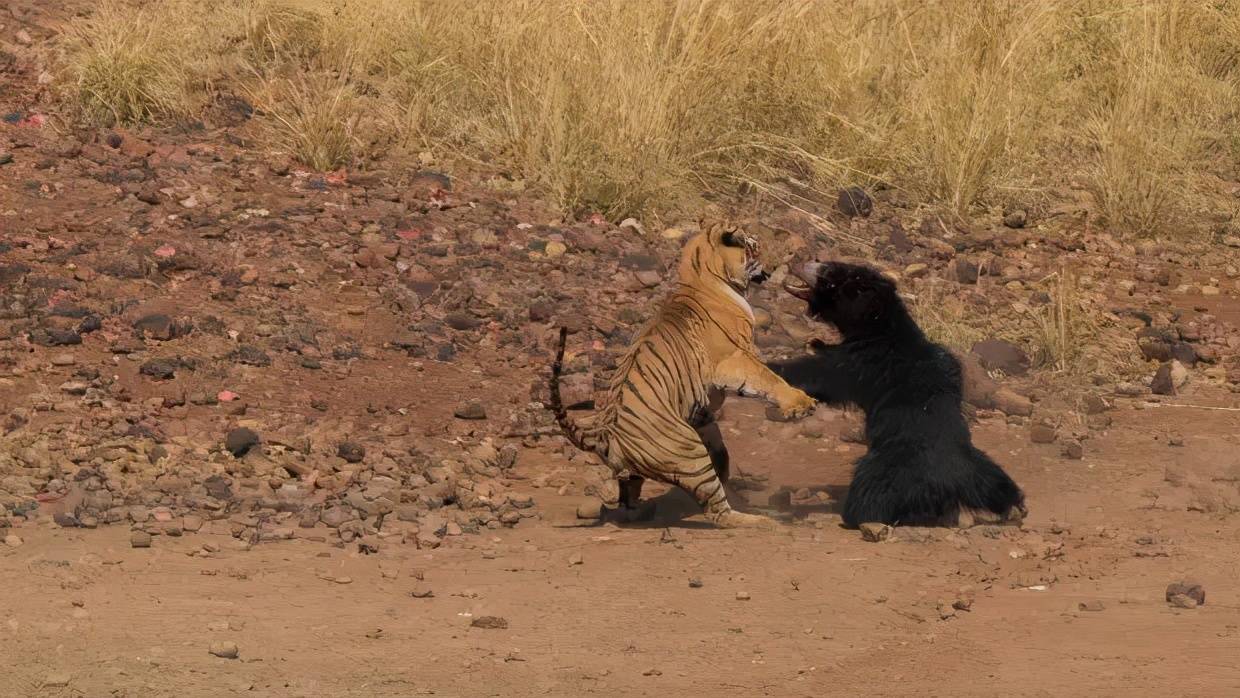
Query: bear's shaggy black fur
773,261,1026,528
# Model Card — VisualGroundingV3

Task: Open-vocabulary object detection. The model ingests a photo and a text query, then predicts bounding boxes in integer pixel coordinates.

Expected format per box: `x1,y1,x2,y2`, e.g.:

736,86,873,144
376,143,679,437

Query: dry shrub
57,0,1240,231
249,72,361,171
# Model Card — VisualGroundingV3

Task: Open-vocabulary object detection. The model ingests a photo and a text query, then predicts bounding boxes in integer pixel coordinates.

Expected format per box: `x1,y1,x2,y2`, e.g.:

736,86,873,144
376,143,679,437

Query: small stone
53,512,79,528
575,500,603,520
1166,582,1205,607
454,401,487,420
735,591,751,601
568,552,584,566
643,668,663,677
1078,600,1105,612
545,241,568,258
1002,209,1028,229
1030,423,1057,444
971,339,1030,376
139,359,178,380
952,257,980,284
1168,593,1199,609
470,616,508,630
50,354,76,366
634,270,662,288
859,522,891,542
42,673,70,688
993,388,1033,417
337,441,365,463
209,641,239,659
688,577,704,588
903,263,929,279
836,186,873,218
1061,440,1084,459
224,427,260,457
1151,362,1176,395
409,586,434,599
130,531,152,548
3,534,22,548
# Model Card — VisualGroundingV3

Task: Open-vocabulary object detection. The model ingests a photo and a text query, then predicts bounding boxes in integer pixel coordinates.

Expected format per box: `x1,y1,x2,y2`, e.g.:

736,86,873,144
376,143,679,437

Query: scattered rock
224,428,260,457
575,500,603,520
470,616,509,630
454,401,487,420
735,591,751,601
688,577,704,588
859,522,891,542
208,641,239,659
1166,582,1205,607
1030,423,1057,444
130,531,152,548
1061,440,1084,460
836,187,873,218
337,441,366,463
1078,600,1105,612
971,339,1030,376
1002,209,1028,229
3,534,22,548
993,388,1034,417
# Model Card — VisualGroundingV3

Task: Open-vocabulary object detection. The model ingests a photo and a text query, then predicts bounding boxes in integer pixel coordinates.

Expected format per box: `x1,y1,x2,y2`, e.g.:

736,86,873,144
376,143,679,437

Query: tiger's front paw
776,390,816,421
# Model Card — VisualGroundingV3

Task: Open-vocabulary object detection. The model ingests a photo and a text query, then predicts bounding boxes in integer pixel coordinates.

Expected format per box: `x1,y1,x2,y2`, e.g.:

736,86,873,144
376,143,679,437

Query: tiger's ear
699,216,724,245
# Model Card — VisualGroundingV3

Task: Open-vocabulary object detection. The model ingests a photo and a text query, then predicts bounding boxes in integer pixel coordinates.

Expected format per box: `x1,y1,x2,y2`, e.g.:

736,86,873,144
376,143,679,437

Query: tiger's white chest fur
718,282,755,323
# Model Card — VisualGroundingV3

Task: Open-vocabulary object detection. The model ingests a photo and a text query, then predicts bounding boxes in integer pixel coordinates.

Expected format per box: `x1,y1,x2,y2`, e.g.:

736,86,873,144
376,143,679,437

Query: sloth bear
773,261,1026,528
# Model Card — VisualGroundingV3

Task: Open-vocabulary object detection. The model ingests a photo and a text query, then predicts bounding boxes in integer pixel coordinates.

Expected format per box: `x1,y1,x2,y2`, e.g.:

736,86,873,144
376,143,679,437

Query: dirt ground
5,2,1240,696
4,399,1240,697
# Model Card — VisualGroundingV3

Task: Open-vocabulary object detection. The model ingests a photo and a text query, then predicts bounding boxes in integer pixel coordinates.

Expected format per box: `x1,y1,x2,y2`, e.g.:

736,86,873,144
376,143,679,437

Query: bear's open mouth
782,276,811,300
782,262,821,301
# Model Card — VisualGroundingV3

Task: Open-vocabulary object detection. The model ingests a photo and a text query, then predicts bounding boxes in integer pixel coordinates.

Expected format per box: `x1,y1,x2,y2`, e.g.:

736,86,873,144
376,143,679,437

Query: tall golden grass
58,0,1240,232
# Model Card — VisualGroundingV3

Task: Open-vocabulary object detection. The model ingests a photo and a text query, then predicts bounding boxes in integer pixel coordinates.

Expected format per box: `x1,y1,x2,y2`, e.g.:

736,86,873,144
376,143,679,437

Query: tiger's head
678,217,768,293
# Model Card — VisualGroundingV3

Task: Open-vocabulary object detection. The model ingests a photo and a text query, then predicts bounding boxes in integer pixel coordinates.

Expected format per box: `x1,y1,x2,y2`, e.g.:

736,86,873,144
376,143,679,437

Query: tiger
548,218,816,528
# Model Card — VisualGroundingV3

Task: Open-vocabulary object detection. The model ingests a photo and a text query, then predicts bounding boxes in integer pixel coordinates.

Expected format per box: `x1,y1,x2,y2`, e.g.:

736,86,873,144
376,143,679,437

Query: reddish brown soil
3,2,1240,696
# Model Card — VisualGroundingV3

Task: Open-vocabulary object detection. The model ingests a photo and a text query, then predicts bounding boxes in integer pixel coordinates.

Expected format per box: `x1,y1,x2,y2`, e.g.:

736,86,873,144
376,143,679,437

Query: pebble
735,591,751,601
575,500,603,520
1061,440,1084,460
130,531,152,548
1166,582,1205,607
224,427,260,457
859,522,891,542
1030,423,1057,444
688,577,703,588
836,187,873,218
3,534,22,548
409,586,434,599
337,441,366,463
43,673,71,688
568,552,584,566
208,641,239,659
1078,600,1105,612
470,615,509,630
454,401,487,420
50,354,76,366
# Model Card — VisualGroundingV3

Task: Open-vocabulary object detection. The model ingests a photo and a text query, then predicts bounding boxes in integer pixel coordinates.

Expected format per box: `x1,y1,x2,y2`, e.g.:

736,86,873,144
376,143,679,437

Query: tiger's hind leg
668,445,771,530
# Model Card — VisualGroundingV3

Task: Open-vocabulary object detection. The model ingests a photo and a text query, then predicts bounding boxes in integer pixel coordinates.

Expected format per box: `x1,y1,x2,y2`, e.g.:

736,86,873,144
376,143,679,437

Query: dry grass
57,0,1240,230
907,280,987,354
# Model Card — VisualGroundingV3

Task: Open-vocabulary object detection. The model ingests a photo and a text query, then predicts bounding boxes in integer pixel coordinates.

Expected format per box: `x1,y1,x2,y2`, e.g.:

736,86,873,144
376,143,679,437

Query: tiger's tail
549,327,606,457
